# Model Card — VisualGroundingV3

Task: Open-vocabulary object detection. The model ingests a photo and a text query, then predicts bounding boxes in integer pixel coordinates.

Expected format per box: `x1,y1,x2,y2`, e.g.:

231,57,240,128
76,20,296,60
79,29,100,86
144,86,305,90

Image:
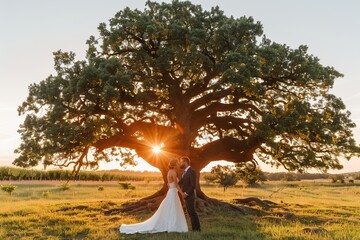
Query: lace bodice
168,182,176,189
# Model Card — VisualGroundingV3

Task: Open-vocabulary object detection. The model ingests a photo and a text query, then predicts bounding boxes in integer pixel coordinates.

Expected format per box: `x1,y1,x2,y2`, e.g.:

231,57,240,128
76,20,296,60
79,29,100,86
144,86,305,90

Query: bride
119,159,188,234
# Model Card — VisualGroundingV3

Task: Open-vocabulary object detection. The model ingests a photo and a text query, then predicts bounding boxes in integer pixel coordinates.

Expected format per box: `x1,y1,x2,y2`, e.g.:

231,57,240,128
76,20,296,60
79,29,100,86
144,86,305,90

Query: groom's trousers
185,194,201,231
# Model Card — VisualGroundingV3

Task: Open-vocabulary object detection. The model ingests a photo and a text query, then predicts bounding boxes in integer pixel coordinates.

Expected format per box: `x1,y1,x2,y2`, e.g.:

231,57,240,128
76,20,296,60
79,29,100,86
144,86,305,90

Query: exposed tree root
233,197,278,210
103,189,301,227
198,196,266,215
104,193,267,216
103,195,165,216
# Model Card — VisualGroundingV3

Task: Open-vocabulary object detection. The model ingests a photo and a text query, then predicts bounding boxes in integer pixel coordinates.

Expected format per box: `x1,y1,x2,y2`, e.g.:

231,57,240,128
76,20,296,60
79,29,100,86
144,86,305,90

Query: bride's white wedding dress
119,182,188,234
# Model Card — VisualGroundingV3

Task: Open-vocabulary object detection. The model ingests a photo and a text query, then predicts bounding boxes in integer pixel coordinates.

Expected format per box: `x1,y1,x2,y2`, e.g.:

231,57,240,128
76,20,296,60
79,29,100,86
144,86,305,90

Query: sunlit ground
0,180,359,239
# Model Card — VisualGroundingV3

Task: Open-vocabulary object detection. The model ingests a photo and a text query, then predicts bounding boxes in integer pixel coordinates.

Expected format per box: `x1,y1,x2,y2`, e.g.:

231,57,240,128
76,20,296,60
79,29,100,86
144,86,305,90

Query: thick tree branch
185,69,218,100
190,87,233,112
191,116,253,134
94,133,145,152
197,136,262,163
192,102,262,123
103,48,138,57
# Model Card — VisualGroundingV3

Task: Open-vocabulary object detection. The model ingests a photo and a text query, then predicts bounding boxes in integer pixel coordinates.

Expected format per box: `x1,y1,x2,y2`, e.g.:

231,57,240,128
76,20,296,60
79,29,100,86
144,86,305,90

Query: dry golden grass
0,180,359,239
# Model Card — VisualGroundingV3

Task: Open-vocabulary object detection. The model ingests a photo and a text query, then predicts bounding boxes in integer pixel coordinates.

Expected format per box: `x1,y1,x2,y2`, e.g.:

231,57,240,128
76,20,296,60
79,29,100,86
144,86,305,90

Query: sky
1,0,360,173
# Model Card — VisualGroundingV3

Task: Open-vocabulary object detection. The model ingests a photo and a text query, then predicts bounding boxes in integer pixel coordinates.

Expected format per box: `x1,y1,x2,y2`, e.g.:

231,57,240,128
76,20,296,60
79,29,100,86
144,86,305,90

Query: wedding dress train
119,182,188,234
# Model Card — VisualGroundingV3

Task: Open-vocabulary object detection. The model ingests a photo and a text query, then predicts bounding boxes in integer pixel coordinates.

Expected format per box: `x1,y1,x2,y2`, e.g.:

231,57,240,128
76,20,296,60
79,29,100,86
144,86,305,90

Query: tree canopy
15,0,360,178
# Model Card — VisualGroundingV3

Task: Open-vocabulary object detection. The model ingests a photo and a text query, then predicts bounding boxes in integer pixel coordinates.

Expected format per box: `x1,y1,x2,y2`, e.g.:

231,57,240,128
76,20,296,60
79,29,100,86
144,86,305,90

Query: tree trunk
104,165,168,215
103,165,249,216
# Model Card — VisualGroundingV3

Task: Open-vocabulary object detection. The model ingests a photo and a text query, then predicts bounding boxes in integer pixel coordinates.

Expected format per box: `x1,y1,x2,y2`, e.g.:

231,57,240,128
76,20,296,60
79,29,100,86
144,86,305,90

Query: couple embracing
120,156,201,234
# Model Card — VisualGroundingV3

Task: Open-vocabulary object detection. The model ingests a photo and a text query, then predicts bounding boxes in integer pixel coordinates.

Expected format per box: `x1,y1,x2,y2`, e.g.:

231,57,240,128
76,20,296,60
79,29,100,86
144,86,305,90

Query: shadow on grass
117,205,267,240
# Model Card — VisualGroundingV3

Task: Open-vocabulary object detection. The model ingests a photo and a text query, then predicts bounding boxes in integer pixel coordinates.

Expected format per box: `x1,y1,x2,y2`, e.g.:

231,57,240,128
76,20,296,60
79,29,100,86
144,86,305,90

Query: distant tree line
266,172,327,181
203,165,359,191
0,167,162,182
266,172,360,182
1,166,358,183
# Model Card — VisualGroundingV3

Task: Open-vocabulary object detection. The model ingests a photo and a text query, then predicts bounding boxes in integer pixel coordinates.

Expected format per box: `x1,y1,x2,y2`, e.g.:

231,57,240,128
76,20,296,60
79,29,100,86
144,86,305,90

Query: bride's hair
168,159,178,169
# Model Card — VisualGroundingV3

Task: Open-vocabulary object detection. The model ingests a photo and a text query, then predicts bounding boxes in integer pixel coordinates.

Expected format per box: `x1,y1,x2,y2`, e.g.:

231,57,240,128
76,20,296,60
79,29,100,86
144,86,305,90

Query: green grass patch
0,180,359,239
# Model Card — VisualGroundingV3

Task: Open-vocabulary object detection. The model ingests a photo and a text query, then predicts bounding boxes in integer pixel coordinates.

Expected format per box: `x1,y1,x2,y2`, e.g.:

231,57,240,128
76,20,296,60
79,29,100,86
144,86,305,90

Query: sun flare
152,146,162,154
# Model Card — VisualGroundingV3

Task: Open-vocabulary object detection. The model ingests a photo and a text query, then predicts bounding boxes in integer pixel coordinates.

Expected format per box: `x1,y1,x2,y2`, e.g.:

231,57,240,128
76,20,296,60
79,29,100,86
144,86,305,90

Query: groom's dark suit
179,167,201,231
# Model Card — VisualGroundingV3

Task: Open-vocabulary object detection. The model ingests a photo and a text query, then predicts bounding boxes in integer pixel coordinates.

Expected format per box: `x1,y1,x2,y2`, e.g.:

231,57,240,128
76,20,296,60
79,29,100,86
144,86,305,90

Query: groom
178,156,201,232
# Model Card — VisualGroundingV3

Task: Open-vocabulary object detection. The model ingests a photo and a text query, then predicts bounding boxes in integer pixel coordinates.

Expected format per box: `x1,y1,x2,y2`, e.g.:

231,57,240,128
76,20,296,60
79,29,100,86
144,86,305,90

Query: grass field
0,180,359,239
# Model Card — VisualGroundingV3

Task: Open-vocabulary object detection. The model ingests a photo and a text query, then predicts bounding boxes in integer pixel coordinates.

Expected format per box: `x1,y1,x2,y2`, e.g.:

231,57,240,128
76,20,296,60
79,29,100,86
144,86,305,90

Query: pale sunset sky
1,0,360,173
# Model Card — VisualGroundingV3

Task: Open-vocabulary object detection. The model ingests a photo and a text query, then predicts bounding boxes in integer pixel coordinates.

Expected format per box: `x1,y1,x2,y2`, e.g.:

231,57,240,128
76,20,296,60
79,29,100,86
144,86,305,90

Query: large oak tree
15,1,359,206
